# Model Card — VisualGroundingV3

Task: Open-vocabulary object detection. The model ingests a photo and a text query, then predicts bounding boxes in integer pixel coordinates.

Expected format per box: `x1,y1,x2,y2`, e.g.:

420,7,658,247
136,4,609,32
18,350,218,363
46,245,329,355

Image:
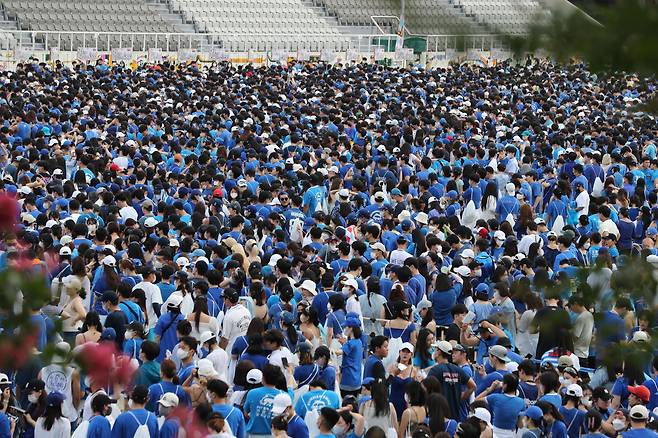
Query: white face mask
28,394,39,404
581,397,592,408
125,330,134,340
332,425,346,436
612,419,626,431
341,287,351,295
584,242,591,249
176,348,189,360
473,269,482,277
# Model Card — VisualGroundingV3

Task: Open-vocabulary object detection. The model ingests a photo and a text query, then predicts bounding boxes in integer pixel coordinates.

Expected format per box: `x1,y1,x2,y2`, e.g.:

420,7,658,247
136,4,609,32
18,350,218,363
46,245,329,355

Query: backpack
552,215,565,235
383,323,410,371
592,177,604,198
301,392,325,437
289,218,304,243
129,411,152,438
461,200,478,230
70,420,89,438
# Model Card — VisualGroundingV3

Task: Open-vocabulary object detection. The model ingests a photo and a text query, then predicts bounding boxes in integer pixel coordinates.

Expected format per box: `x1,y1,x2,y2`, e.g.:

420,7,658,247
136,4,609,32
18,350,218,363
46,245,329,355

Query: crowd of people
0,56,657,438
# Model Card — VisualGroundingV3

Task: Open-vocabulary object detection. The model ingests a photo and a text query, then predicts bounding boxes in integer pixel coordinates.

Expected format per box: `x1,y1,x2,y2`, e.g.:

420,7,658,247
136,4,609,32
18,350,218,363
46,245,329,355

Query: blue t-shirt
429,289,457,325
518,381,539,402
539,393,563,409
0,413,11,438
295,389,341,418
147,382,190,412
287,414,309,438
303,185,327,217
212,404,246,438
476,369,509,396
340,339,363,390
111,409,159,438
486,393,525,430
611,376,630,409
559,406,586,438
243,387,284,434
154,312,184,362
548,420,568,438
87,415,112,438
622,429,658,438
160,418,181,438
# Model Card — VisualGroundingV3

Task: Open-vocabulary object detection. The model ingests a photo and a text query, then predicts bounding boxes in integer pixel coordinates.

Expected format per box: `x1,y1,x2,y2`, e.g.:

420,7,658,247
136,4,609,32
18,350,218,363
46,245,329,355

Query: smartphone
282,357,289,368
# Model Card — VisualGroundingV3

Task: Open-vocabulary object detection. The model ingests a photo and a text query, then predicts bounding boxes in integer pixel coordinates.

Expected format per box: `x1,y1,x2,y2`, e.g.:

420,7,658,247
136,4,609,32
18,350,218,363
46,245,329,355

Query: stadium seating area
3,0,179,32
0,0,548,51
455,0,546,34
171,0,348,50
314,0,485,35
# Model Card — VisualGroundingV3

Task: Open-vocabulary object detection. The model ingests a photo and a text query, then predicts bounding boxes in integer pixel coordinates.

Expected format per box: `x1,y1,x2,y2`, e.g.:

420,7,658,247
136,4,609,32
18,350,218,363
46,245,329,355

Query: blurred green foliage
509,0,658,76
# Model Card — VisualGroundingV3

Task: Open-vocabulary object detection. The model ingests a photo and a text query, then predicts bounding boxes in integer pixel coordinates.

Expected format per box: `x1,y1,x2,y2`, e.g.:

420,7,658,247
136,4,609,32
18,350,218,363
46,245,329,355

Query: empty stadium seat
1,0,181,49
172,0,348,49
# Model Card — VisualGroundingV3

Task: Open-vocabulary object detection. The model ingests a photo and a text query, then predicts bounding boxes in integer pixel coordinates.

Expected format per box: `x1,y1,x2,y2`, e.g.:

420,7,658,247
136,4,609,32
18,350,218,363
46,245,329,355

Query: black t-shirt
427,362,471,419
445,323,461,344
105,309,128,349
531,305,573,357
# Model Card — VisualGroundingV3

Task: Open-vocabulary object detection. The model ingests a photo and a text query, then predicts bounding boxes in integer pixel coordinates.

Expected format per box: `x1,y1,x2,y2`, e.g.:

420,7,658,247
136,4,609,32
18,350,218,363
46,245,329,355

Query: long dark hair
370,381,390,417
281,319,298,346
415,328,434,368
43,403,63,431
192,296,208,331
103,265,121,290
426,393,450,434
81,311,103,332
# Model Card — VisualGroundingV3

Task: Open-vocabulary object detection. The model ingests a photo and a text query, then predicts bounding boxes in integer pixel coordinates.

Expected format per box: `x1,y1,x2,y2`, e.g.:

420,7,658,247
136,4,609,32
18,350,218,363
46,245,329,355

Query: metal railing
0,30,511,53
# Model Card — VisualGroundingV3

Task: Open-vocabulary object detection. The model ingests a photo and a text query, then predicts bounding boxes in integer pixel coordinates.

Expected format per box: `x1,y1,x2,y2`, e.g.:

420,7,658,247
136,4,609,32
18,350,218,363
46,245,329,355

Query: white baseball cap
473,407,492,426
271,393,292,415
343,278,358,290
400,342,414,353
268,254,282,267
144,217,159,228
200,331,216,344
157,393,180,408
246,369,263,384
167,294,183,307
566,383,583,398
101,255,116,267
461,249,475,259
59,246,72,256
197,359,218,378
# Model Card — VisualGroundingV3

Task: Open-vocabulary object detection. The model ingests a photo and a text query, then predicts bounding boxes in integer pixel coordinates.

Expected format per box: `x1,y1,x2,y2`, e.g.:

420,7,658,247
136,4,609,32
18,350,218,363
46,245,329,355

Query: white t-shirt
346,295,362,317
133,281,163,330
35,417,70,438
576,191,590,219
389,249,411,266
518,233,542,256
599,218,620,239
119,206,139,222
206,348,229,383
163,291,194,317
221,304,251,353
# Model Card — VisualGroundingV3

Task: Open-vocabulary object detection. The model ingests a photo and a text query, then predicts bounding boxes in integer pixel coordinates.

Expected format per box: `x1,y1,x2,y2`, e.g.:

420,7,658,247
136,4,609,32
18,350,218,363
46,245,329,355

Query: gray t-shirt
572,310,594,358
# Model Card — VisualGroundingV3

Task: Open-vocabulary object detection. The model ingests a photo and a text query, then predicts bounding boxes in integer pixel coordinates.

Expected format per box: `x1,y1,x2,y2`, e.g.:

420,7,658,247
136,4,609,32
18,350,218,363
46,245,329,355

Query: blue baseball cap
523,406,543,420
447,190,458,199
390,188,402,196
345,317,361,328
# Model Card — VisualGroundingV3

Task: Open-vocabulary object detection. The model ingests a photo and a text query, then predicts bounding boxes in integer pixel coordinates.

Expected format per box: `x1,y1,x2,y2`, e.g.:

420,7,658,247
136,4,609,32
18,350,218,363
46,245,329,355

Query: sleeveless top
363,402,394,433
42,364,77,421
